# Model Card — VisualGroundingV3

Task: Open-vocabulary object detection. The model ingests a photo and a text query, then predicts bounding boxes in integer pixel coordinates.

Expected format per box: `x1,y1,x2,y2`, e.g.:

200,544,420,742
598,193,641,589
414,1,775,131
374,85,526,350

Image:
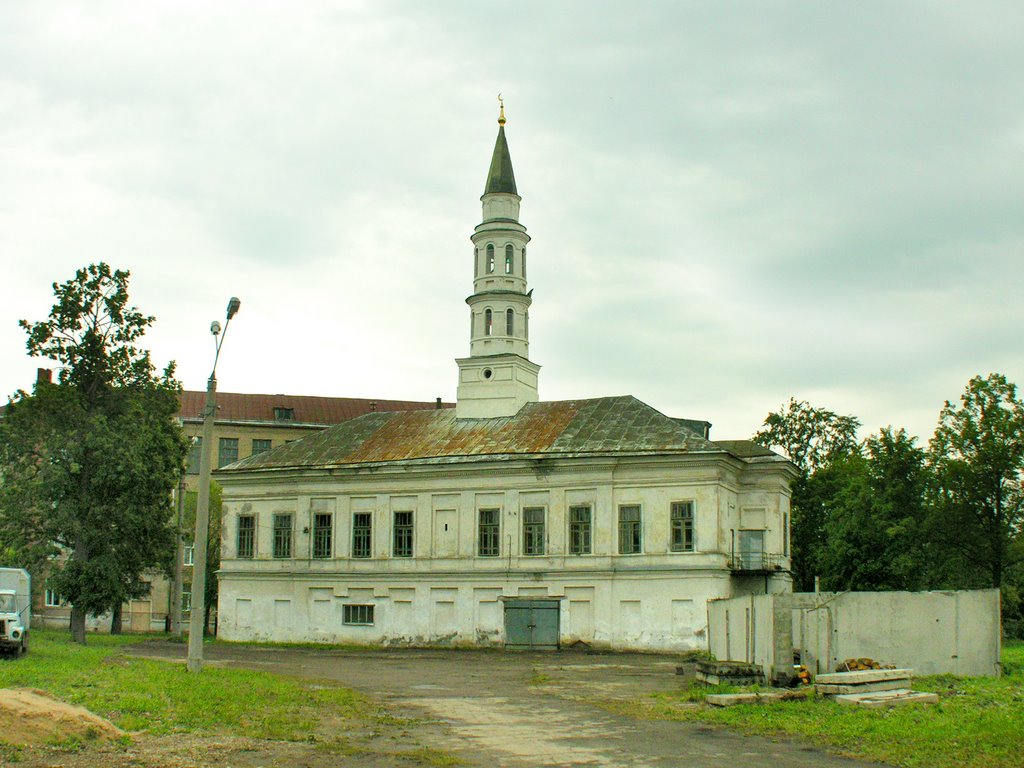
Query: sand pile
0,688,124,745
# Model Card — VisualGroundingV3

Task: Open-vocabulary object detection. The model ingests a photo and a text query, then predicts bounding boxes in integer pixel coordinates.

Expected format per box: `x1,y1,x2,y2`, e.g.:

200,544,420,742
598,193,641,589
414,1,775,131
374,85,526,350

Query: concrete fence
708,589,1002,681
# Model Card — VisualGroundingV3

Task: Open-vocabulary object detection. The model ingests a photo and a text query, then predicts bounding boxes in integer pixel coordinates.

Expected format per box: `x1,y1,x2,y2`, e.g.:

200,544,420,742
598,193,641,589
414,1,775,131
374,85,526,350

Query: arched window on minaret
505,244,514,274
474,248,480,278
522,247,527,278
506,308,514,336
485,308,493,336
486,244,495,273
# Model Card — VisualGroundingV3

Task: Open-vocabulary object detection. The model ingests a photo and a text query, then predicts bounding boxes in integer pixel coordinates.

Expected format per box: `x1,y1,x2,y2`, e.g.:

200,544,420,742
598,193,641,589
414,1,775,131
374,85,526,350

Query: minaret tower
455,99,540,419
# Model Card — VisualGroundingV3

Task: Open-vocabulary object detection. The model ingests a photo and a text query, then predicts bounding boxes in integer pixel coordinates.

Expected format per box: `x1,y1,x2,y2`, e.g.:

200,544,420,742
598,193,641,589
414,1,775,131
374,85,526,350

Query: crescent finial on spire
498,93,506,126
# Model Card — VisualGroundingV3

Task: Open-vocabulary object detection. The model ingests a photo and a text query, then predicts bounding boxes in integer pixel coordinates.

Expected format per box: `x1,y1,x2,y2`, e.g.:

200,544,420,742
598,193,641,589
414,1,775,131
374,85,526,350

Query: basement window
343,604,374,625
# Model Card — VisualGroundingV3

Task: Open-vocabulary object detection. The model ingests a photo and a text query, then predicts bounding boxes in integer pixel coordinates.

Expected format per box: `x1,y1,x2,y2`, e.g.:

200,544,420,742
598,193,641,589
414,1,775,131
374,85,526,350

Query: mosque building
215,105,795,650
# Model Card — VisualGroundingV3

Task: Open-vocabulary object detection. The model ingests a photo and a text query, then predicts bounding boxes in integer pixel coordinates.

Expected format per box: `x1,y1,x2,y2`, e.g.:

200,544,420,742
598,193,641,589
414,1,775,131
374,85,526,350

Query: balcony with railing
728,551,786,574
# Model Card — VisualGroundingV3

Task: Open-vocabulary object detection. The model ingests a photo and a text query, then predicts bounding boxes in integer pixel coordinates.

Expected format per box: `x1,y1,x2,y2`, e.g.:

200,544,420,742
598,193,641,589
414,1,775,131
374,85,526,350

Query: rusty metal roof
178,390,451,425
221,395,724,472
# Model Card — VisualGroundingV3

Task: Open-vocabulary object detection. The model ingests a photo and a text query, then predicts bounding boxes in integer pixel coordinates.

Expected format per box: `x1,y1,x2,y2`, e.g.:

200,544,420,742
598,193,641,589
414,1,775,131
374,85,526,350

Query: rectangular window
183,544,195,566
186,437,202,475
237,515,255,558
312,513,332,559
670,501,695,552
218,437,239,468
272,513,293,558
44,586,66,607
523,507,546,556
784,512,790,557
352,512,372,558
569,505,592,555
393,511,414,557
343,604,374,625
251,438,272,455
618,505,642,554
274,407,295,421
182,583,192,613
478,508,500,557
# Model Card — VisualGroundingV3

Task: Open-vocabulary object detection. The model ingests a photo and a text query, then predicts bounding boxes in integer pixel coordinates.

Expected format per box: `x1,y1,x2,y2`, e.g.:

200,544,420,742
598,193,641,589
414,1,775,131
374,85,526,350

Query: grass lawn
608,640,1024,768
0,629,370,738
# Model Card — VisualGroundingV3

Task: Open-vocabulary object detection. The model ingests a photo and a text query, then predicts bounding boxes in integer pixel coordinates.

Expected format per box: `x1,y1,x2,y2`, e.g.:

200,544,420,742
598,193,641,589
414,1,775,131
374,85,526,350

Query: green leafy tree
818,428,930,591
754,398,861,590
0,264,186,643
928,373,1024,591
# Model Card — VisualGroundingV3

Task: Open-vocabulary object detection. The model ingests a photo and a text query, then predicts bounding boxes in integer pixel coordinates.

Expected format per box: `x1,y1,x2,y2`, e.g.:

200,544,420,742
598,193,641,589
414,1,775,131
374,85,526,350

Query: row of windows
187,437,275,474
478,243,526,277
236,502,697,560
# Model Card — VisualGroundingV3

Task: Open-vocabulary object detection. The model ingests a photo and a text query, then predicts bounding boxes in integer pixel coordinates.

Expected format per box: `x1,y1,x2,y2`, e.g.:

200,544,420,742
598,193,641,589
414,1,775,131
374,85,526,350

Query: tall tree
0,264,186,643
818,428,930,591
928,373,1024,590
753,398,861,590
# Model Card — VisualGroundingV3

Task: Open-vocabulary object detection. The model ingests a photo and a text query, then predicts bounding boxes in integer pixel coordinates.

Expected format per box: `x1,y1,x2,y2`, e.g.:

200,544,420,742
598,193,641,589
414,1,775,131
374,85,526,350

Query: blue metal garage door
503,599,560,650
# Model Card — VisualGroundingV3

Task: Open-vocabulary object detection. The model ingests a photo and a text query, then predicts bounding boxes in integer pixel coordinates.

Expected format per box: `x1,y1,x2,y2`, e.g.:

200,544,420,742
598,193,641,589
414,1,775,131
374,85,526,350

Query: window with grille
237,515,255,558
312,513,332,559
670,501,695,552
618,505,642,554
218,437,239,468
352,512,372,558
393,511,414,557
186,437,202,474
251,438,272,455
523,507,545,556
272,513,293,558
569,505,592,555
343,604,374,625
478,508,500,557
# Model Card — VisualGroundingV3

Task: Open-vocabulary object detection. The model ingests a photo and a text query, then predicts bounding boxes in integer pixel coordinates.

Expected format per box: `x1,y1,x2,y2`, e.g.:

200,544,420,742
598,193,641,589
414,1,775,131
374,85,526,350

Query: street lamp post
187,297,240,673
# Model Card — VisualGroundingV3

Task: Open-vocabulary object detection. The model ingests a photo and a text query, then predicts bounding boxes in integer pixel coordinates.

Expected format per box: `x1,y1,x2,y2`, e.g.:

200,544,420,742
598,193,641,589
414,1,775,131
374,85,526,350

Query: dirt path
125,643,884,768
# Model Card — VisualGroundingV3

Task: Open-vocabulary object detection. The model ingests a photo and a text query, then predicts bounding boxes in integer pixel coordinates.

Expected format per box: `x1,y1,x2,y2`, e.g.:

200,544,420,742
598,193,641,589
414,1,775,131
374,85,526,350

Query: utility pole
187,297,240,673
170,473,185,637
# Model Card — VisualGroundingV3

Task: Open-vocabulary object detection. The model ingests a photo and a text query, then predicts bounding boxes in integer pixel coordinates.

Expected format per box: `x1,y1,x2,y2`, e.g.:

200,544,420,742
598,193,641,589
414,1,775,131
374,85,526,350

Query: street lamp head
226,297,241,320
210,320,222,336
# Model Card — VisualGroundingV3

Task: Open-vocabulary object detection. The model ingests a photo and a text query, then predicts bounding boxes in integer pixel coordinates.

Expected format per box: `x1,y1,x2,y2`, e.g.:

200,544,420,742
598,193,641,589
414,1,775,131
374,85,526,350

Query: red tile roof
178,391,452,426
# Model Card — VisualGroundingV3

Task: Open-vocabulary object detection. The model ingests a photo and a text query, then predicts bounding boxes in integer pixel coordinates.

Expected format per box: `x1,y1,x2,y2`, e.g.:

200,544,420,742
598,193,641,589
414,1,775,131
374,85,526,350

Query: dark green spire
484,125,518,195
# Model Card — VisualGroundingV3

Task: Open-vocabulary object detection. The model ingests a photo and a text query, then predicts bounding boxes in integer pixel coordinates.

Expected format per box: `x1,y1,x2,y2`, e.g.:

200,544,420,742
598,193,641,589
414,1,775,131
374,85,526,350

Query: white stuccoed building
215,108,796,651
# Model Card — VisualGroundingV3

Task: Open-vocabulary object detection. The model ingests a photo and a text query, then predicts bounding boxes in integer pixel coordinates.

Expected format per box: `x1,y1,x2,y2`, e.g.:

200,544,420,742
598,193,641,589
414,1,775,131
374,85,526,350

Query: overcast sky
2,1,1022,444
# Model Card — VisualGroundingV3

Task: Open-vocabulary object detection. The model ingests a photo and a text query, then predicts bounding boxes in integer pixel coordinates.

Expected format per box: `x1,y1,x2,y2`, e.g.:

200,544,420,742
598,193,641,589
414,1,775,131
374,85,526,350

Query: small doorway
503,599,560,650
738,529,765,570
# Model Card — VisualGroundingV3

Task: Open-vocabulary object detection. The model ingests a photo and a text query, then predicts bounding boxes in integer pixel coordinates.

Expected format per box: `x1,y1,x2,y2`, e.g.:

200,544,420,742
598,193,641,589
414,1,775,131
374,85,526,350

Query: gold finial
497,93,506,126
